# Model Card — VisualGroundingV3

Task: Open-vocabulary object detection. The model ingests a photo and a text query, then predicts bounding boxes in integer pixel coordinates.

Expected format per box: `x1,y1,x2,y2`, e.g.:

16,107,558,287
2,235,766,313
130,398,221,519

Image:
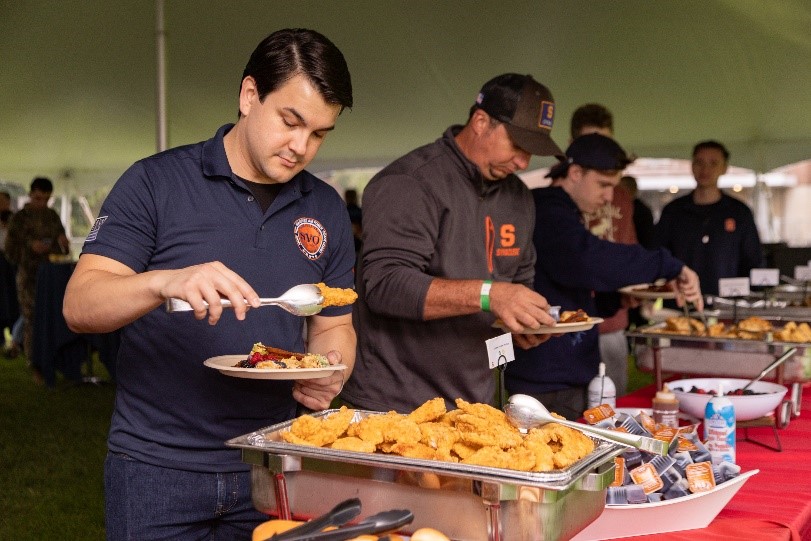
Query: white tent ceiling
1,0,810,194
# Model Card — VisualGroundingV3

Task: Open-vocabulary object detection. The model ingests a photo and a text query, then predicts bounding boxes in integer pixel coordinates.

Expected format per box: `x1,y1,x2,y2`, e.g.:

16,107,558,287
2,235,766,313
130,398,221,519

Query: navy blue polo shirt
81,124,355,472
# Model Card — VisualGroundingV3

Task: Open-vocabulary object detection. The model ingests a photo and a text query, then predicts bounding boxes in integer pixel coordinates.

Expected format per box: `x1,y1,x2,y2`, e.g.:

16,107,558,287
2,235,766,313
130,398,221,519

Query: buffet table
616,382,811,540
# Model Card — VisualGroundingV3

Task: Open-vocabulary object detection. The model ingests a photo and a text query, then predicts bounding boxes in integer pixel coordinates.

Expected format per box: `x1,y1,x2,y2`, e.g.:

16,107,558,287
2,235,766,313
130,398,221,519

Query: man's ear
238,76,258,117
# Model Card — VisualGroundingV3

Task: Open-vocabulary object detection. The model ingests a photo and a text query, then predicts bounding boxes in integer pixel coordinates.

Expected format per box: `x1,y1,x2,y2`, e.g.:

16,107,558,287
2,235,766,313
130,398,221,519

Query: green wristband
480,280,493,312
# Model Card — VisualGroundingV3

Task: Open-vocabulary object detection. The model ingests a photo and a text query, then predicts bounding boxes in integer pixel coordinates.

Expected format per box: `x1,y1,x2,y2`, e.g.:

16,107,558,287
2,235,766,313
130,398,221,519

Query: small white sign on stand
750,268,779,287
718,277,750,298
795,266,811,282
486,333,515,369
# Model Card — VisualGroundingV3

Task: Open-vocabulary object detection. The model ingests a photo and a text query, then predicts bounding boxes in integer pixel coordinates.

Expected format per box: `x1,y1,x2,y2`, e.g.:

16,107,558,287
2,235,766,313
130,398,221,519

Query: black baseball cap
546,133,633,179
473,73,562,156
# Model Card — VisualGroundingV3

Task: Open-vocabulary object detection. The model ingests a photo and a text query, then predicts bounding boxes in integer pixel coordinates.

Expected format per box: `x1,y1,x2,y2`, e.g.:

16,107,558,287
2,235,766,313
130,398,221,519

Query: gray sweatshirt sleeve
358,172,437,320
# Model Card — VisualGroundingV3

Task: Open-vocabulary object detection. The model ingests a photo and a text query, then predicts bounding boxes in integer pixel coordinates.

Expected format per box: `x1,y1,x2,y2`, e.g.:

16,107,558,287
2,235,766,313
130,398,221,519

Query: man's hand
673,266,704,311
293,350,345,410
489,282,557,333
513,333,552,349
156,261,261,324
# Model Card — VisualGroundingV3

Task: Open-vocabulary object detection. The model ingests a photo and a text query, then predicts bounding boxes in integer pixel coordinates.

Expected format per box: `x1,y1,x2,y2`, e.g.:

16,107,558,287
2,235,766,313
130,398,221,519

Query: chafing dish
627,319,809,425
229,409,626,541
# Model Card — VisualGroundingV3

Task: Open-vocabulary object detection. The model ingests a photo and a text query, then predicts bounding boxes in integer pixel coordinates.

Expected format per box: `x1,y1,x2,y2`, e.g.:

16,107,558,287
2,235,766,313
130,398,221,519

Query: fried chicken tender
316,282,358,307
462,445,536,470
408,397,447,424
330,436,377,453
386,441,441,460
346,411,421,446
418,422,460,453
454,398,508,422
451,440,481,460
281,406,354,447
455,413,524,449
521,430,557,472
532,423,595,469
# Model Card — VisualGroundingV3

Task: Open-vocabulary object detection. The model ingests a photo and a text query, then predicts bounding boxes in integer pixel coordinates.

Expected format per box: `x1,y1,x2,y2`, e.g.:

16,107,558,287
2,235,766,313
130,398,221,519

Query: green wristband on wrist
480,280,493,312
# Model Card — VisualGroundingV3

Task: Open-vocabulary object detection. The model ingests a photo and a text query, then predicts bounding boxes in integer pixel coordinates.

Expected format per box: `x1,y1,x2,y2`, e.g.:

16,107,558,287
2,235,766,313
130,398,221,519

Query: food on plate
234,343,329,369
278,398,596,472
633,283,671,293
316,282,358,307
560,309,590,323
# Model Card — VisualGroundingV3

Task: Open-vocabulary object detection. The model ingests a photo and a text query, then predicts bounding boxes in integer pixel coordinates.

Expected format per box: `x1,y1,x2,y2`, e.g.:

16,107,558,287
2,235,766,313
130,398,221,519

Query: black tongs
265,498,361,541
264,498,414,541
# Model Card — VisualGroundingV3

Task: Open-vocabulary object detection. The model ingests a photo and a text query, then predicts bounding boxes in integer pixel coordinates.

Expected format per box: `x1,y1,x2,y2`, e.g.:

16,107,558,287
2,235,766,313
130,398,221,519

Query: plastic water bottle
703,383,736,465
587,362,616,409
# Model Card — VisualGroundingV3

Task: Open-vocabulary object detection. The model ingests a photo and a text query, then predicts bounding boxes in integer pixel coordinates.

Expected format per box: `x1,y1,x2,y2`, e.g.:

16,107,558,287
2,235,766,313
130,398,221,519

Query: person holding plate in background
505,134,703,420
342,74,560,413
63,29,356,540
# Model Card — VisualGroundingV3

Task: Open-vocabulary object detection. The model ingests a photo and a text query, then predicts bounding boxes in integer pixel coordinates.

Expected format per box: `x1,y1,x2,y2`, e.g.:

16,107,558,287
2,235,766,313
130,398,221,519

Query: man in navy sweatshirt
506,134,704,420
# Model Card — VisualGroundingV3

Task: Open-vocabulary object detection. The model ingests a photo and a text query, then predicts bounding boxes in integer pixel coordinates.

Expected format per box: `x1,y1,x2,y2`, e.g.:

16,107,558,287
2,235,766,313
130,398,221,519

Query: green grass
0,352,114,540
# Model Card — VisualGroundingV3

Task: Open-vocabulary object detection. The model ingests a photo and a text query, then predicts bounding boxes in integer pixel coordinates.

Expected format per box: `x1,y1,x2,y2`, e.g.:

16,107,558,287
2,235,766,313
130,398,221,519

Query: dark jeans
104,451,268,541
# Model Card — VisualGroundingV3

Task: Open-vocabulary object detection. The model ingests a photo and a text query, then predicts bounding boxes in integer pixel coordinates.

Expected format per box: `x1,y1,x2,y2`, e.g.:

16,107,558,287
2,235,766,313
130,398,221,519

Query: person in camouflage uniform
4,177,70,365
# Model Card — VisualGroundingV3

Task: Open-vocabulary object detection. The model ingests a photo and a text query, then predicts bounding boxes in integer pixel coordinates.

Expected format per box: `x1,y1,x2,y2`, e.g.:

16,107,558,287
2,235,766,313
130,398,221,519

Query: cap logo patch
294,217,327,260
725,218,736,233
476,92,485,105
85,215,108,242
538,101,554,130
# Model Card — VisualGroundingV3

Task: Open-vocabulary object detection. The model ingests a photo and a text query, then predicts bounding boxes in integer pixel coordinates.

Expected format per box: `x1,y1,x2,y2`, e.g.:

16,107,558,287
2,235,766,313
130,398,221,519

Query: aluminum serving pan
229,409,626,541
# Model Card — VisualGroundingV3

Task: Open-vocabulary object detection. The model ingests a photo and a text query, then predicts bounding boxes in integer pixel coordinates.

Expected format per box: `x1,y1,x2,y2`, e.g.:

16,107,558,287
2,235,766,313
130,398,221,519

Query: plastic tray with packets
228,409,628,541
571,405,758,540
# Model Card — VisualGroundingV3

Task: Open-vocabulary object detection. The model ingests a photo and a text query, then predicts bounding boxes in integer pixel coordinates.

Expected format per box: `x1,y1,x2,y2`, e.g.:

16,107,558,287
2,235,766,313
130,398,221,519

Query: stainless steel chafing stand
228,410,626,541
627,322,809,442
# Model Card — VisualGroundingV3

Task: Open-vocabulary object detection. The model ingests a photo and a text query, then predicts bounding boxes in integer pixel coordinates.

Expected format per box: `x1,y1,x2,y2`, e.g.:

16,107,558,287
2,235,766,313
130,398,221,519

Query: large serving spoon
741,347,796,392
165,283,324,317
504,394,669,455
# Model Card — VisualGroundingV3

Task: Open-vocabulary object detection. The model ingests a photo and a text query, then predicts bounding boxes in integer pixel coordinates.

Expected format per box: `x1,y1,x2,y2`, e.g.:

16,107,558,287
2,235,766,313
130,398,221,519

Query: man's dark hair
692,140,730,162
30,176,53,193
570,103,613,140
239,28,353,117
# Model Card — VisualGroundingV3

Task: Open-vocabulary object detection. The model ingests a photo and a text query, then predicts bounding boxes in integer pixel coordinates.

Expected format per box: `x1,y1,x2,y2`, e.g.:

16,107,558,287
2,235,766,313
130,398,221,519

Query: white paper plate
570,469,759,540
619,283,677,300
493,317,604,334
204,355,347,380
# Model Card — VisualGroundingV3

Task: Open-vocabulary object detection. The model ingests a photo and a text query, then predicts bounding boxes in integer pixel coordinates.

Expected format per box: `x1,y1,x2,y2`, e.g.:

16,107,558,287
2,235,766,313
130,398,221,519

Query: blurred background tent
1,0,810,245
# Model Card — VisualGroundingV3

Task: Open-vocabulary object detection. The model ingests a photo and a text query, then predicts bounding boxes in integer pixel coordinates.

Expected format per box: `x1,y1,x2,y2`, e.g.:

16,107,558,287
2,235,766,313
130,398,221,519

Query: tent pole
155,0,168,152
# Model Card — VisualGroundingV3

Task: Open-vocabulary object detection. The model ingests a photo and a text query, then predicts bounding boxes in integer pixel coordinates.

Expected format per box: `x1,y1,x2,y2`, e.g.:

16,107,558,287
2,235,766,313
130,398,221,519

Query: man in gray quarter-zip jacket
341,74,564,413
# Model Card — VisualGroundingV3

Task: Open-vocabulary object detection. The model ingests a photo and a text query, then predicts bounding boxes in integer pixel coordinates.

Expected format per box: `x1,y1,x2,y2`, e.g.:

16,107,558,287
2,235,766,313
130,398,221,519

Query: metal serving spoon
165,283,324,317
504,394,669,455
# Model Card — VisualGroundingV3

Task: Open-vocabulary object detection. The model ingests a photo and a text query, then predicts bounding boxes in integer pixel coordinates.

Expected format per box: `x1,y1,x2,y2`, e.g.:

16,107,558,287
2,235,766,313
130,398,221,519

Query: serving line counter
615,383,811,541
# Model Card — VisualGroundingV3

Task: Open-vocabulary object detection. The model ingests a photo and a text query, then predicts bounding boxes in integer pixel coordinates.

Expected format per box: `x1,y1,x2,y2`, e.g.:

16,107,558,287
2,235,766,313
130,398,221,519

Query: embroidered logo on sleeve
294,217,327,260
85,216,108,242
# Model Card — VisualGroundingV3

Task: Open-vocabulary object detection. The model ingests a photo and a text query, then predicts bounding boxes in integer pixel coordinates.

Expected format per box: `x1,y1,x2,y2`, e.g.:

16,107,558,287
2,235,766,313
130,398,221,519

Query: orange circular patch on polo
294,217,328,260
724,218,736,232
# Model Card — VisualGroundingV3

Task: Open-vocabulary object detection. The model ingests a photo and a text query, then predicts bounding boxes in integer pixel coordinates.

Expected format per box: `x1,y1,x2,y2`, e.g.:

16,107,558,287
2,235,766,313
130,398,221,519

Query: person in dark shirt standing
620,175,655,249
656,140,763,296
506,134,703,420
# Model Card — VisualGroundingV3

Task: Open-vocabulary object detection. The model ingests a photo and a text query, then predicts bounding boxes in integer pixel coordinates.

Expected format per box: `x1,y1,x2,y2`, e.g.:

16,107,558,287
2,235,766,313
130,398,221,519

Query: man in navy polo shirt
64,29,356,540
